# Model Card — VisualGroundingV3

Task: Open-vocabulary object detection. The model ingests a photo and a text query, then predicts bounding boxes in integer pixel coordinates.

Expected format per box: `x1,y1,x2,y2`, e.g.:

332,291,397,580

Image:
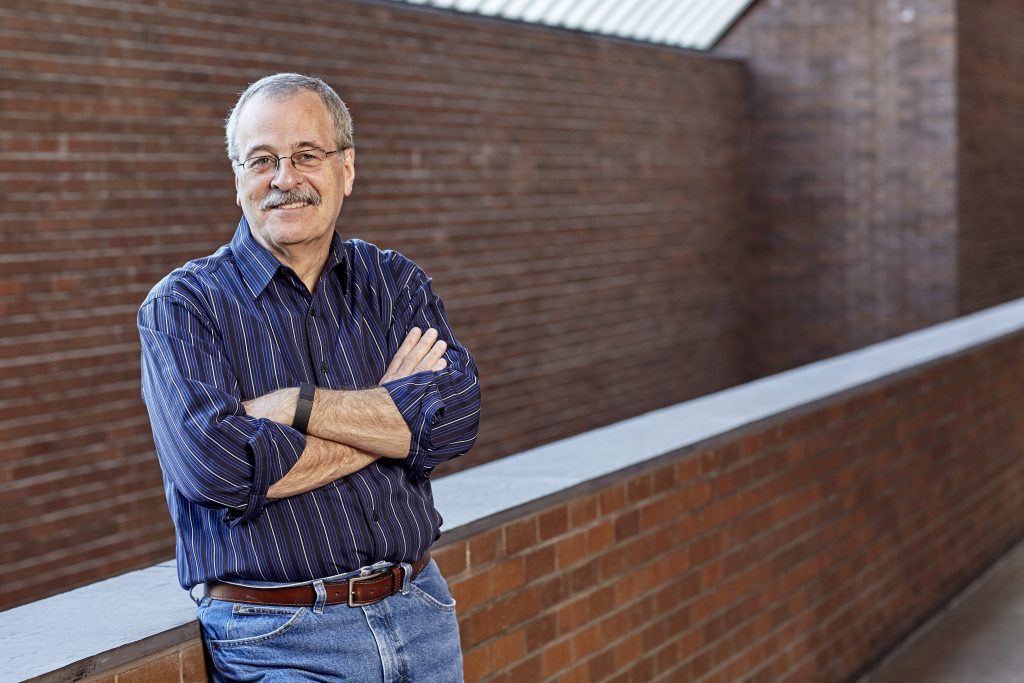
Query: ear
343,148,356,197
235,169,243,207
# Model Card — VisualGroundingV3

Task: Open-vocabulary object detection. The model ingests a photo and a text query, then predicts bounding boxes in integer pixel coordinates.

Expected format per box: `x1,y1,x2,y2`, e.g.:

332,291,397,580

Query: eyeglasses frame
234,147,348,174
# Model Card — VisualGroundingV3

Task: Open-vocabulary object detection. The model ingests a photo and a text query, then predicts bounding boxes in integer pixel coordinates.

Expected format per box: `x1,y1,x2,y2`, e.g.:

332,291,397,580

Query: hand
379,327,448,385
243,387,298,426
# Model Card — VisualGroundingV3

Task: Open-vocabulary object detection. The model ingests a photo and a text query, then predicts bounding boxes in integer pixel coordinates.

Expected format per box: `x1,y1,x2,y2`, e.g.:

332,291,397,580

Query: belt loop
399,562,413,595
312,579,327,614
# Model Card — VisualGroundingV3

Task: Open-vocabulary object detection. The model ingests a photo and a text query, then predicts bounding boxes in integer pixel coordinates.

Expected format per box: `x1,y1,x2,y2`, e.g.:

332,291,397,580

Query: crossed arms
246,327,448,499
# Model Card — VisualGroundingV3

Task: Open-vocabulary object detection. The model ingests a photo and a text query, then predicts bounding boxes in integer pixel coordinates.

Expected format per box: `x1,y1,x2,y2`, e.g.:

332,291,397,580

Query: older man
138,73,480,682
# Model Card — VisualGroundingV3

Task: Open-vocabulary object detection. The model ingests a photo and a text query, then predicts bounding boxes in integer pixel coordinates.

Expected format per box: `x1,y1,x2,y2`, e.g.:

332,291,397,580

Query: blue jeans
195,559,463,682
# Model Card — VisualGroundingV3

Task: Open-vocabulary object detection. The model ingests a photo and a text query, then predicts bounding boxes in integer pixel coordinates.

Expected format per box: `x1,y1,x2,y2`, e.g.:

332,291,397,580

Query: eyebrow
243,141,326,159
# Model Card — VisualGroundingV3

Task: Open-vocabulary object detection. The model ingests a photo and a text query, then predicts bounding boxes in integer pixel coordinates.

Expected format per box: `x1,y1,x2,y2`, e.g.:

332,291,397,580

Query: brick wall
957,0,1024,313
441,334,1024,682
81,323,1024,682
717,0,960,377
0,1,748,609
78,641,207,683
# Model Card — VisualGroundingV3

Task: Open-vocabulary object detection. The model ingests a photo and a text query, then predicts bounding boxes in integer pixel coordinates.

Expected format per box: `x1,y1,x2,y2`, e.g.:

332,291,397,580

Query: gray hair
225,73,354,165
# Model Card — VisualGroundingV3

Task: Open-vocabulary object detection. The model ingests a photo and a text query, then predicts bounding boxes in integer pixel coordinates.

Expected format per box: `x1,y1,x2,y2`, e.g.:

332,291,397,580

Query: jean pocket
209,603,309,649
409,562,457,613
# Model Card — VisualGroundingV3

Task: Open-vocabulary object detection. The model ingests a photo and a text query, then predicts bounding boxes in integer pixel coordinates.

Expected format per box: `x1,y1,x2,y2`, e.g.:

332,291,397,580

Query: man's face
232,90,355,257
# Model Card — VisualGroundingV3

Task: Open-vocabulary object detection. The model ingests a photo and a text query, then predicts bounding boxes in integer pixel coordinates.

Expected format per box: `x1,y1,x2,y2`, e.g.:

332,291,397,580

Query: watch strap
293,382,315,434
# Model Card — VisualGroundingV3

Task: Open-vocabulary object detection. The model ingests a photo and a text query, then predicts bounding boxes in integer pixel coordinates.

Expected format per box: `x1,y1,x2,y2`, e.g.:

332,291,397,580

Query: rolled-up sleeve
138,293,306,525
381,261,481,472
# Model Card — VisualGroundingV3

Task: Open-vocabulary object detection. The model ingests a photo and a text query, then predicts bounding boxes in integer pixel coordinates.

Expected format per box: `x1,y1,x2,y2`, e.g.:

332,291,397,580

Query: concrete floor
858,540,1024,683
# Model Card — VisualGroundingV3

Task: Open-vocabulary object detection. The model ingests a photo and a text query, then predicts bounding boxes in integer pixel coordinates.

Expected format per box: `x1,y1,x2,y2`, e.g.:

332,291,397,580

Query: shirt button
309,303,316,316
320,362,329,374
370,509,380,522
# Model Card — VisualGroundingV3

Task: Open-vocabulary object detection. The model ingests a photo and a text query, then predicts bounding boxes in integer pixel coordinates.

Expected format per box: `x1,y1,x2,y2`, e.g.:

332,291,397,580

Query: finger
432,357,447,372
397,329,435,376
384,327,422,376
416,340,447,372
397,327,438,376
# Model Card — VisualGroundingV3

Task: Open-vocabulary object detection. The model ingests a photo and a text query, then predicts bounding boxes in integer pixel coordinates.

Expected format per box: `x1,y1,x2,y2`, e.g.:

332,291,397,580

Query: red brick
489,557,527,595
587,649,616,681
181,641,209,683
431,542,467,577
572,622,605,659
524,544,556,582
538,507,569,541
555,663,590,683
600,484,628,516
568,495,601,528
450,572,492,614
467,528,504,569
556,597,590,635
585,520,615,553
541,639,574,678
504,517,538,555
614,509,641,542
525,612,558,651
555,530,589,569
503,653,542,683
115,650,180,683
461,642,492,682
490,628,527,672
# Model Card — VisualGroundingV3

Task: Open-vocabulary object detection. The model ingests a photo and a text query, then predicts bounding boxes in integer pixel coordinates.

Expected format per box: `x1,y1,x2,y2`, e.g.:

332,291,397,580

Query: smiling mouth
273,201,311,210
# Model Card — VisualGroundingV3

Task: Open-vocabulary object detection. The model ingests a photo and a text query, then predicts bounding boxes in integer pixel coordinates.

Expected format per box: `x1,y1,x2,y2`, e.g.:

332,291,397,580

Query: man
138,73,480,682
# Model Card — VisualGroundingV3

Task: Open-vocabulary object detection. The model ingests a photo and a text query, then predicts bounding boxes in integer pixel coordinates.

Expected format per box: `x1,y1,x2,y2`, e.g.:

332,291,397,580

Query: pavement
858,540,1024,683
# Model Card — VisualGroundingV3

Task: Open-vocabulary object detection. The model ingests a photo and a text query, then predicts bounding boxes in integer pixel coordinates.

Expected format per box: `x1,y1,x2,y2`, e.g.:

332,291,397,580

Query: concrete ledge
1,562,198,682
435,297,1024,538
4,297,1024,682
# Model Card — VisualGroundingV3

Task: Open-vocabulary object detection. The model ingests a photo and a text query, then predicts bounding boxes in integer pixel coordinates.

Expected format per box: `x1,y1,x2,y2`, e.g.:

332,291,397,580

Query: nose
271,157,301,191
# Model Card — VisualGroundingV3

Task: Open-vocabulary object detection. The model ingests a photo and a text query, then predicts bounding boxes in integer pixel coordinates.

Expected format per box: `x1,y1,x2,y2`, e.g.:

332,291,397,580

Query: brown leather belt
204,553,430,608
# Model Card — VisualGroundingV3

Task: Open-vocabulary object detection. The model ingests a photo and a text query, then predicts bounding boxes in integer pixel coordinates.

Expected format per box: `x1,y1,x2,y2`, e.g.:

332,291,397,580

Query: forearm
244,385,412,458
307,387,411,458
243,327,447,459
267,434,380,499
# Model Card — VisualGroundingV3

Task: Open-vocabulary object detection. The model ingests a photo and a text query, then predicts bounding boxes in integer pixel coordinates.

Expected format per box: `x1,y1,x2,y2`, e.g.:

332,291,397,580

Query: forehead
235,90,333,154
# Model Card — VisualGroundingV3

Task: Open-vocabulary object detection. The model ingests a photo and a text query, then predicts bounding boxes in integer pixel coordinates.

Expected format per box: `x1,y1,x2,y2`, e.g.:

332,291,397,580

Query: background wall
717,0,960,376
0,0,748,609
957,0,1024,313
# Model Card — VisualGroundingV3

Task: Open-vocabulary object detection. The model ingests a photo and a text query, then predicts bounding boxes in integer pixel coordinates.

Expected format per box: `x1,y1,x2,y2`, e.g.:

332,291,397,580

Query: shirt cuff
225,419,307,526
381,371,446,470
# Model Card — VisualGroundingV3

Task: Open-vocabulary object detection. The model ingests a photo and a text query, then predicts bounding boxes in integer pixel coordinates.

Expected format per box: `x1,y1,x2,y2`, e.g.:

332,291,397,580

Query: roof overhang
389,0,758,50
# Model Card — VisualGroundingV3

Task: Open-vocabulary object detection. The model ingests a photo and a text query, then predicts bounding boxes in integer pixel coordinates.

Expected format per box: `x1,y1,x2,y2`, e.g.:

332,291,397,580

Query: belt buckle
347,570,388,608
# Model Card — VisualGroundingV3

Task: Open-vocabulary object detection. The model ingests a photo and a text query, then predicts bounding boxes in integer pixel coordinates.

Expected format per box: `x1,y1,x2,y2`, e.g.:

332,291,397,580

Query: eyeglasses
236,147,344,175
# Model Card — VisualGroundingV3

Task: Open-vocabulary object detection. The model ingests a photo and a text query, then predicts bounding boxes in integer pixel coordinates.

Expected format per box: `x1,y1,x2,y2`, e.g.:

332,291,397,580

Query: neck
259,230,333,293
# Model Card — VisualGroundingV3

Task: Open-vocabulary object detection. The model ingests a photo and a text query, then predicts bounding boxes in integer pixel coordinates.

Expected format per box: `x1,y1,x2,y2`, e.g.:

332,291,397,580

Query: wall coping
434,296,1024,538
4,297,1024,682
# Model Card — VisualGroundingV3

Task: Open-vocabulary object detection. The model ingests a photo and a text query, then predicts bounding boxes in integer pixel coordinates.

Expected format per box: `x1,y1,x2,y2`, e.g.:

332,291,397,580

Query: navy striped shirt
138,217,480,589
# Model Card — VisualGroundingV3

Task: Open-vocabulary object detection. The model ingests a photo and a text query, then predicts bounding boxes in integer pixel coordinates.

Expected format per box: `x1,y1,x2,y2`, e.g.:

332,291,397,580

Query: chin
269,220,333,246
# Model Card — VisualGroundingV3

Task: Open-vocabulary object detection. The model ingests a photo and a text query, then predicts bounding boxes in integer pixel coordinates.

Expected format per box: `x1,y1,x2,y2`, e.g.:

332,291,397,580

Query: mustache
260,187,323,211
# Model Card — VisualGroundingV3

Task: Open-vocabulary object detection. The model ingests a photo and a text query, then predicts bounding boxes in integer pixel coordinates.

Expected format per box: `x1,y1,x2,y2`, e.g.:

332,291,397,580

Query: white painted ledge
0,561,197,682
436,297,1024,534
4,297,1024,682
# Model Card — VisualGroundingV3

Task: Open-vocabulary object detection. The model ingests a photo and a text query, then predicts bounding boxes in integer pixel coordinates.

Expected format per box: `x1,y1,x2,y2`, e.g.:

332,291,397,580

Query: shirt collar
230,215,349,299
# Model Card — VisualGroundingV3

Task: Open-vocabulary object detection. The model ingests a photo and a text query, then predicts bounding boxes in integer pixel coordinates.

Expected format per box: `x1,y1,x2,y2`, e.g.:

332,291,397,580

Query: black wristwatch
293,382,315,434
